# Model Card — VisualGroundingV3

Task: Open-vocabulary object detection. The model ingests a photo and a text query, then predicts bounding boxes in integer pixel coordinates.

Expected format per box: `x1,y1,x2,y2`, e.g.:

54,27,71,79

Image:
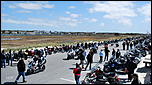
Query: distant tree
114,33,120,36
8,31,12,34
49,31,52,34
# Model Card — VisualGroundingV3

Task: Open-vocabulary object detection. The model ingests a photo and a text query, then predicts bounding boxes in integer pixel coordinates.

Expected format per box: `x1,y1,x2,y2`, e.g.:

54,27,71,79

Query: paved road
1,41,151,84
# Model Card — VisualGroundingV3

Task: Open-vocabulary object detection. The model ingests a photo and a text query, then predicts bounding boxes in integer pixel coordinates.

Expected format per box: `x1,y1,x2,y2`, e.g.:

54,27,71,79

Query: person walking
116,49,121,59
15,58,27,83
99,49,103,63
122,41,126,50
85,50,94,70
73,63,82,84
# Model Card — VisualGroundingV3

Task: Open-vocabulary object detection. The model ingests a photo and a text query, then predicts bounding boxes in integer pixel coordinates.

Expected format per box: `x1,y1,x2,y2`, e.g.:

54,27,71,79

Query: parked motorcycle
25,56,46,75
67,50,75,60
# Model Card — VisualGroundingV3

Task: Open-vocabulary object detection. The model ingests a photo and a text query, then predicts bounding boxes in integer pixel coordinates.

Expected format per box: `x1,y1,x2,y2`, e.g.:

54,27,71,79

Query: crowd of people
1,35,151,84
73,35,151,84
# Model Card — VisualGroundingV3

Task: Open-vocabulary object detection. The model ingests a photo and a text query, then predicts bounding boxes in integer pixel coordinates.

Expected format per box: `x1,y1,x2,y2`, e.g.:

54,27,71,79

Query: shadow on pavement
4,82,17,84
62,58,69,60
144,73,151,84
69,67,75,70
136,67,151,73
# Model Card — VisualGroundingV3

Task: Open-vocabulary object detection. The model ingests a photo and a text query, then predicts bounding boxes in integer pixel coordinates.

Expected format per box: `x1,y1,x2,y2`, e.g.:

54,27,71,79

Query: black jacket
127,61,137,74
131,79,141,84
1,53,6,59
17,60,26,72
87,53,93,63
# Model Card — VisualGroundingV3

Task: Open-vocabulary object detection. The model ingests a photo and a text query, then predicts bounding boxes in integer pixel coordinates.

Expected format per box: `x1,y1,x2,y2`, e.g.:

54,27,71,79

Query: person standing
1,50,6,68
116,49,121,59
85,50,94,70
18,50,23,60
122,41,126,50
126,41,129,50
104,44,110,61
82,50,87,64
73,63,82,84
85,42,88,49
9,49,13,66
126,59,137,81
112,48,116,59
99,49,103,63
130,41,133,49
15,58,27,83
78,49,85,69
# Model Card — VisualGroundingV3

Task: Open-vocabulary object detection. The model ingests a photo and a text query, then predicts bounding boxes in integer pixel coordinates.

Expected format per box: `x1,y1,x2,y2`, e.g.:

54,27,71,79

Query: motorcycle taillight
116,77,120,81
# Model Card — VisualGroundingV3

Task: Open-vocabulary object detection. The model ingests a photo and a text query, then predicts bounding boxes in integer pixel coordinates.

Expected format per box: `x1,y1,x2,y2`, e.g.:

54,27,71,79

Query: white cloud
83,18,98,23
70,13,80,18
118,18,132,26
69,6,76,9
65,11,81,18
138,3,151,17
87,1,137,25
83,1,102,5
1,14,8,17
90,18,97,22
17,10,31,13
59,16,81,27
138,2,151,22
68,23,77,27
9,2,54,10
43,4,54,8
59,17,72,21
9,5,17,8
65,11,71,14
2,18,55,27
61,11,82,27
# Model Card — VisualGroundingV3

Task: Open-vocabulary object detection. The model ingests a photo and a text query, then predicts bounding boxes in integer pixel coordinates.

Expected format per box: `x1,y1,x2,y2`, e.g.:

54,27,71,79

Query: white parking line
60,78,75,83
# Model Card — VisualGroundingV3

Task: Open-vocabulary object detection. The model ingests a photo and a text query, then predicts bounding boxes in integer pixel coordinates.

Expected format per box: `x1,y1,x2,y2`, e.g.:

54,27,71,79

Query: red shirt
73,68,81,76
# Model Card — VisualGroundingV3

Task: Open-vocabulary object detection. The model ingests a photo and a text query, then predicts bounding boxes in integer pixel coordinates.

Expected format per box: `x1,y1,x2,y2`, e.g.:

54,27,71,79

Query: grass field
1,34,139,51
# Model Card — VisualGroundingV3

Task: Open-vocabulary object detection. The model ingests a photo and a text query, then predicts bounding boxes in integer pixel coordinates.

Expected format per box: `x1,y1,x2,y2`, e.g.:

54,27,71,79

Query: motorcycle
82,66,120,84
67,50,75,60
26,56,46,75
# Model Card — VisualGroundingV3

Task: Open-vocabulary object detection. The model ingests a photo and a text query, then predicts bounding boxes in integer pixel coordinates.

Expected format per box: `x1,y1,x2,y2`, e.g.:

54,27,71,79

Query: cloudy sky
1,1,151,33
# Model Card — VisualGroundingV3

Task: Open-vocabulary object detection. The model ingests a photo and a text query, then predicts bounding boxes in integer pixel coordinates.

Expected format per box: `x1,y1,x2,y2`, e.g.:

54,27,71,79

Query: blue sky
1,1,151,33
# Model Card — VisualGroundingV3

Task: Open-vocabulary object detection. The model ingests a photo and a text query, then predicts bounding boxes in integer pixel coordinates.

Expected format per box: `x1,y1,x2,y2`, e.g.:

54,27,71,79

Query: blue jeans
15,72,26,82
1,59,6,68
75,75,80,84
11,57,14,66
